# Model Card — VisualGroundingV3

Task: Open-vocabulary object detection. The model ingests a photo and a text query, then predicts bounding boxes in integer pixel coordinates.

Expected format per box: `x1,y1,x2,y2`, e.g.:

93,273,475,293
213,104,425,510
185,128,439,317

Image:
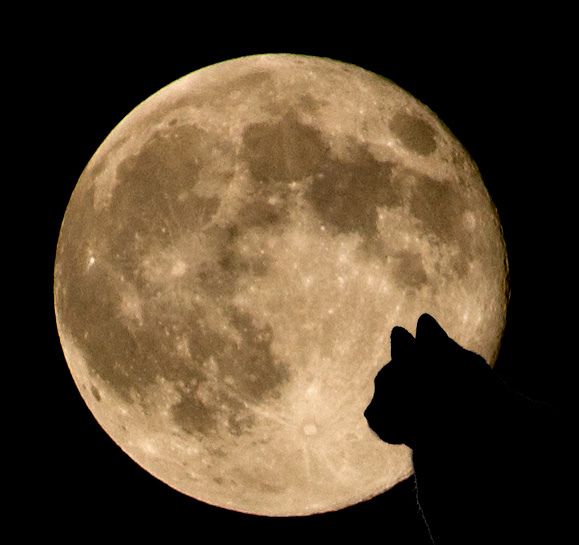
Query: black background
32,14,573,542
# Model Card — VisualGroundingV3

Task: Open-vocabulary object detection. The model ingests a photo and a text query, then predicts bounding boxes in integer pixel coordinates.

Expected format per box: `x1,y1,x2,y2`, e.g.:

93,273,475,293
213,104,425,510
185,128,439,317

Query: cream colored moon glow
54,54,508,516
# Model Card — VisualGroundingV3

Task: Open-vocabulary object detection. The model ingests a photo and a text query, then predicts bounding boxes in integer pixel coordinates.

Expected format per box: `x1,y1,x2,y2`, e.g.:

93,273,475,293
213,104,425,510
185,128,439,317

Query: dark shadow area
365,313,572,543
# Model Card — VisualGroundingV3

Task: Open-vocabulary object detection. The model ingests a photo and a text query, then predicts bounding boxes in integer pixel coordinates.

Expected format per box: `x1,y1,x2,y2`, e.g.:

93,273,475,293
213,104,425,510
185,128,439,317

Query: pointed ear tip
391,325,412,339
416,313,448,338
417,313,442,329
417,313,435,324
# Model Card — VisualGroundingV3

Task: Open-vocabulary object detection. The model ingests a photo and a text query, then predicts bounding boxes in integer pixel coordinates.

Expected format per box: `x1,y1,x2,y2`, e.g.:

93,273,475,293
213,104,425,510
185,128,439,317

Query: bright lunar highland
54,54,508,515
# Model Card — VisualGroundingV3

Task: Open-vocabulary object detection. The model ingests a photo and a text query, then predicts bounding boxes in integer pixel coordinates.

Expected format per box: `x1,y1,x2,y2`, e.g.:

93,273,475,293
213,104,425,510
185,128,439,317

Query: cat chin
371,428,413,447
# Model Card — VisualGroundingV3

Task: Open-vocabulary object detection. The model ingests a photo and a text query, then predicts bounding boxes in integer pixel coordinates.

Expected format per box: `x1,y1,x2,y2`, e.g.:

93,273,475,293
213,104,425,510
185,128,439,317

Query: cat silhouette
365,314,568,544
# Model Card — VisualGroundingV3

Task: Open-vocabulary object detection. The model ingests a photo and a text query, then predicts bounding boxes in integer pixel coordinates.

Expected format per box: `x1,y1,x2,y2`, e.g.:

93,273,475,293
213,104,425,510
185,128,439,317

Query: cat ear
390,326,416,359
416,313,449,347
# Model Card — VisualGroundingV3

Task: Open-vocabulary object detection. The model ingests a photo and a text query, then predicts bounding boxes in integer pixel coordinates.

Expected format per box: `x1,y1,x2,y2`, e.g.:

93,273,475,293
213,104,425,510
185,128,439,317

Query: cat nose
364,404,375,423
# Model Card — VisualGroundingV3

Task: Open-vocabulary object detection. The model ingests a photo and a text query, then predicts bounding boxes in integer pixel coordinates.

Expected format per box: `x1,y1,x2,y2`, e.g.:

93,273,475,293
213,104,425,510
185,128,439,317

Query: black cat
364,314,568,544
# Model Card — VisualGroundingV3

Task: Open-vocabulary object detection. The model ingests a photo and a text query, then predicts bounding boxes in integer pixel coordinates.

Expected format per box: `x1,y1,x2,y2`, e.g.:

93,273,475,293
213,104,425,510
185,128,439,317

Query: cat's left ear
390,326,416,360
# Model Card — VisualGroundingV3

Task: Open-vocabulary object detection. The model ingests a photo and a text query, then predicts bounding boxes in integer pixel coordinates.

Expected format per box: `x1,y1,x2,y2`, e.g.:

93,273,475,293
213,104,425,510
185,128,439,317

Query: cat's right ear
390,326,416,360
416,313,449,347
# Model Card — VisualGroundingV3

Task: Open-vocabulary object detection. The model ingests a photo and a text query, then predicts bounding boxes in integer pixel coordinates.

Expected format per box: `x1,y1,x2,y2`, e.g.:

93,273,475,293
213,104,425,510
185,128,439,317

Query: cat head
364,314,492,447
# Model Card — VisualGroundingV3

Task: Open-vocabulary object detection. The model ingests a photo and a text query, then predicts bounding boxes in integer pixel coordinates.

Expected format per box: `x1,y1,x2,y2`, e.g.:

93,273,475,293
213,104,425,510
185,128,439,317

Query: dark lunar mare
54,122,291,440
56,104,475,439
365,314,570,544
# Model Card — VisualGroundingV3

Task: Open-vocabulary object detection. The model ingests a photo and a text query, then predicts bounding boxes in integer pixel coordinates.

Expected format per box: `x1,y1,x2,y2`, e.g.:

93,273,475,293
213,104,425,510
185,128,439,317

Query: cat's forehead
376,359,402,379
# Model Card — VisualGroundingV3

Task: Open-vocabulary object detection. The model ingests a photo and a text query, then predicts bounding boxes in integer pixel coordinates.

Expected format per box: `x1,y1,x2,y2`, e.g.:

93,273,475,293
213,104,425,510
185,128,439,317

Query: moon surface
54,54,508,516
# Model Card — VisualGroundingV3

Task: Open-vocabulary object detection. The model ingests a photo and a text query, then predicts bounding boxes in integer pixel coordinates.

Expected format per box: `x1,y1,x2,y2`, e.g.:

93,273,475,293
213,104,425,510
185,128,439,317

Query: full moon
54,54,508,515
